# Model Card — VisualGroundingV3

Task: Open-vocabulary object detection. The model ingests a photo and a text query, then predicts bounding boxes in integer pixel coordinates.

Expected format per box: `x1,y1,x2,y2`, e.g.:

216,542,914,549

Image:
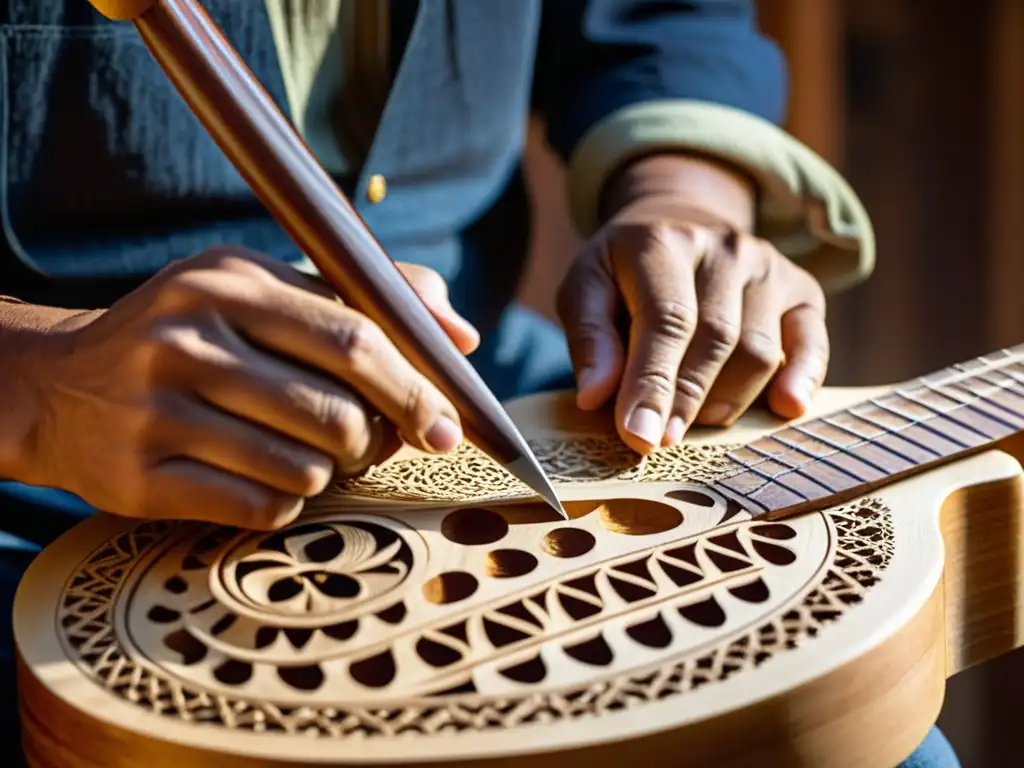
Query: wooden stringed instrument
14,345,1024,767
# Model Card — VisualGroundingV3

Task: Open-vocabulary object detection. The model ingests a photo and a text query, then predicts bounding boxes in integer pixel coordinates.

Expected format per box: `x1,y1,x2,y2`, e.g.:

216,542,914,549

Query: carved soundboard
16,389,985,767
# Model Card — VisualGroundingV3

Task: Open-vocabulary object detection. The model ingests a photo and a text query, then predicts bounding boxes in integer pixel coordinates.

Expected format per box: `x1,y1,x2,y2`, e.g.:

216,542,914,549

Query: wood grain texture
14,380,1024,767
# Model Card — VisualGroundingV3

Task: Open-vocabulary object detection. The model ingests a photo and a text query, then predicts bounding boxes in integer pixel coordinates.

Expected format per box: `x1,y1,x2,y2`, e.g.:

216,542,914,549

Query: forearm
599,154,756,233
0,298,86,483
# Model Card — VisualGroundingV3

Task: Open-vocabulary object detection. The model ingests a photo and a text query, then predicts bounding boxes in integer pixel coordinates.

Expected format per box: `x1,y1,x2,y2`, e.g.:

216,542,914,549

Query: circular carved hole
485,549,538,578
599,499,682,536
441,508,509,546
422,571,478,604
563,500,604,520
542,528,595,558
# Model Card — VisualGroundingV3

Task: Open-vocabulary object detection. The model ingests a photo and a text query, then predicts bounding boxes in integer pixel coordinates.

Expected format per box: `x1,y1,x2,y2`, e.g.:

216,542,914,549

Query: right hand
23,247,480,530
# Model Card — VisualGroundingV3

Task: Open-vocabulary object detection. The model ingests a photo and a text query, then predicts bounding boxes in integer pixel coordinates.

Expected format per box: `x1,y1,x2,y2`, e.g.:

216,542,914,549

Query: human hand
25,248,479,529
557,158,829,455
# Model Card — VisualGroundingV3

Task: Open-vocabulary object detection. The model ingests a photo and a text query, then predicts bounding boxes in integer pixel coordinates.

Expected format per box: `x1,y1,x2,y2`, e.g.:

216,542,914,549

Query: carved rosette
54,440,894,740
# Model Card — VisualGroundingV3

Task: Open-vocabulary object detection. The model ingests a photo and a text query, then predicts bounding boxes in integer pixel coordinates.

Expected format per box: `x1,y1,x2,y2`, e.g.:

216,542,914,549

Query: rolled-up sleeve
531,0,875,293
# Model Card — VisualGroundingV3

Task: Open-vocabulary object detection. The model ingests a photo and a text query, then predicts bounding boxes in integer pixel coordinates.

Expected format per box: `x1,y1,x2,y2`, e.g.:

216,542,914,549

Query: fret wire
722,349,1024,516
719,465,804,504
774,467,837,499
791,424,864,454
867,399,971,449
941,378,1024,424
765,434,840,464
714,483,769,513
724,454,826,502
940,368,1024,405
743,442,786,463
820,416,875,441
942,369,1022,400
919,380,1019,431
719,350,1024,515
927,352,1017,388
1000,369,1024,386
758,471,820,502
759,433,876,485
889,390,993,441
847,409,943,458
723,442,788,474
925,380,977,407
791,424,890,475
736,463,778,483
819,415,920,464
969,371,1024,404
957,349,1020,374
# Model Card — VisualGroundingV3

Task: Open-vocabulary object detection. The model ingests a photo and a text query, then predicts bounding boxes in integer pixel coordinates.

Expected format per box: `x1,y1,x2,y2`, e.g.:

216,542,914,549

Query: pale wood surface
14,384,1024,767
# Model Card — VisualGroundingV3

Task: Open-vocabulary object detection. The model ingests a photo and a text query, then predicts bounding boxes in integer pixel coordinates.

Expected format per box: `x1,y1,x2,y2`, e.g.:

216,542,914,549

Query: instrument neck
711,344,1024,520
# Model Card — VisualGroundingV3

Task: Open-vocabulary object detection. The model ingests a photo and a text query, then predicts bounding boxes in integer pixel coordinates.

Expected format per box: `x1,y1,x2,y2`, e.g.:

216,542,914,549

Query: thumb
556,252,624,411
767,303,829,419
397,262,480,355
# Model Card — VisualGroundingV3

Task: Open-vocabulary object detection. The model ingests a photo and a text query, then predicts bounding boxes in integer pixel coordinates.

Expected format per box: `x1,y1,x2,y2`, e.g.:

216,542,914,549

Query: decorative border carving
56,498,893,739
336,438,737,502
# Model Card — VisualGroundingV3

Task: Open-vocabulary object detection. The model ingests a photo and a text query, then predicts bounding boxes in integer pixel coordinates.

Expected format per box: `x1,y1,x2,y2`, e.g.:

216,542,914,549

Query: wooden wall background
518,1,1024,764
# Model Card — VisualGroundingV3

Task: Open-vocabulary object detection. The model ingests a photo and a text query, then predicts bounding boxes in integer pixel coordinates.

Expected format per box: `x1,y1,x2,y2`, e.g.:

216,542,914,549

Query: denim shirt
0,0,541,337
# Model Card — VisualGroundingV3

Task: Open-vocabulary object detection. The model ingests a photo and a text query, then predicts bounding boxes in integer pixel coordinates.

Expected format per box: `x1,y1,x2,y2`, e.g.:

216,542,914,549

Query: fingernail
664,416,685,446
626,407,663,446
425,416,462,451
700,402,735,425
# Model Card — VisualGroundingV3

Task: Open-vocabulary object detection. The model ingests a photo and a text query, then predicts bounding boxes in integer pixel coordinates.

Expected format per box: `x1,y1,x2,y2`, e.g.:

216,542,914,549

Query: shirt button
366,173,388,204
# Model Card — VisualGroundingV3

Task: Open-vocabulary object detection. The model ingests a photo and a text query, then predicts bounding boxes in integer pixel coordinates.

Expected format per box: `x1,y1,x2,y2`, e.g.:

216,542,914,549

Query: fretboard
710,344,1024,520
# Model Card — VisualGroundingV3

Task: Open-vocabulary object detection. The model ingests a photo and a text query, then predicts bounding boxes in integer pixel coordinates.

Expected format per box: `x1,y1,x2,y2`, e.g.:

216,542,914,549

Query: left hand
556,157,829,455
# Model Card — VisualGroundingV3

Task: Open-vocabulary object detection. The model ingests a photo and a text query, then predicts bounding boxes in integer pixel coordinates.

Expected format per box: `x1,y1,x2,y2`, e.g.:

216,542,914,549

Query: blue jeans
0,304,958,766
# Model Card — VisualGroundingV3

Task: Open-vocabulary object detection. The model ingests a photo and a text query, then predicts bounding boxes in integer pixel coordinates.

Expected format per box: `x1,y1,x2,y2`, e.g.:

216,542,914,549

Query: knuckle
334,316,382,370
313,389,372,454
646,299,698,342
158,270,218,308
402,379,437,431
235,487,303,531
674,374,707,407
157,257,269,311
634,367,678,402
642,221,684,249
140,319,238,377
137,321,200,368
565,317,610,346
194,245,266,274
261,439,333,497
292,457,333,497
737,329,784,372
698,315,741,357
